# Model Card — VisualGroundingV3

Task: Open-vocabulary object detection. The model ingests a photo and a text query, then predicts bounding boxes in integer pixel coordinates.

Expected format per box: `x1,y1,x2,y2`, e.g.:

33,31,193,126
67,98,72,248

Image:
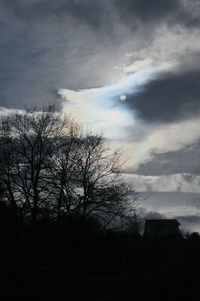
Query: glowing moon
120,94,127,101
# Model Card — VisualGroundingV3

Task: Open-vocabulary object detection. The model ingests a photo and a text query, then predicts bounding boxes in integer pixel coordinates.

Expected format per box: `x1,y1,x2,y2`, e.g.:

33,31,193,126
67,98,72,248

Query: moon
120,94,127,101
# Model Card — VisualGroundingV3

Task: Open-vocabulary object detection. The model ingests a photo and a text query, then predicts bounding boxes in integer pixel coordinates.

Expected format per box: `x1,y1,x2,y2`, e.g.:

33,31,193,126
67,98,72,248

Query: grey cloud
0,0,180,22
140,191,199,210
175,215,200,232
3,0,198,29
0,0,105,26
1,0,199,38
114,0,200,31
124,69,200,123
115,0,181,23
0,1,119,109
176,215,200,223
144,211,166,219
135,142,200,175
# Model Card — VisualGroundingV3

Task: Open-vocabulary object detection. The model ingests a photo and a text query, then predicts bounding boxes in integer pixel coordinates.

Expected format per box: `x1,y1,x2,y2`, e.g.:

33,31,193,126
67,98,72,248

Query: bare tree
50,131,138,228
46,123,83,220
0,105,139,229
0,105,68,225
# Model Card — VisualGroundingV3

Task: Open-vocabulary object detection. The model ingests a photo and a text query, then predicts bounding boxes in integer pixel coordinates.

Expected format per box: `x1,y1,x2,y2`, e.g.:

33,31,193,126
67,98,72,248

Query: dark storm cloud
136,142,200,175
124,69,200,123
0,0,181,24
114,0,200,30
7,0,194,29
115,0,180,23
0,0,105,27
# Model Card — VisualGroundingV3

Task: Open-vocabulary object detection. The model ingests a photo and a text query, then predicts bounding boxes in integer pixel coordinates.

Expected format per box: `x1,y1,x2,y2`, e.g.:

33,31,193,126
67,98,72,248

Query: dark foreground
1,220,200,301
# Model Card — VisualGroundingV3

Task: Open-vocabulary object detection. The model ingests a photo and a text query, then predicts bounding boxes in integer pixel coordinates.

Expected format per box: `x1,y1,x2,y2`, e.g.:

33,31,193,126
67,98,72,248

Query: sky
0,0,200,232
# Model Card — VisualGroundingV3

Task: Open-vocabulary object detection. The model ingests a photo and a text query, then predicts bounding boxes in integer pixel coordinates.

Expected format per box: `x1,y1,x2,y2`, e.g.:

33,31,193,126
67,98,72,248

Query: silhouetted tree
0,105,68,225
0,105,139,229
47,127,138,228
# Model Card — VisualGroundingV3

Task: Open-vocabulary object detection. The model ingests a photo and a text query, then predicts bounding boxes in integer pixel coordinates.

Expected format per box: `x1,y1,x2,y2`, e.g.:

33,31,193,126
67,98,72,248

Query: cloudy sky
1,0,200,232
